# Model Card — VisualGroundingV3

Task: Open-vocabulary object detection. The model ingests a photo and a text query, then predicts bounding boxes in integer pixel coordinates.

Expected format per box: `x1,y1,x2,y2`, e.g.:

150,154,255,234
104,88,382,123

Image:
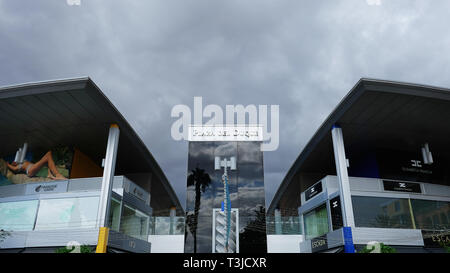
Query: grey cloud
2,0,450,209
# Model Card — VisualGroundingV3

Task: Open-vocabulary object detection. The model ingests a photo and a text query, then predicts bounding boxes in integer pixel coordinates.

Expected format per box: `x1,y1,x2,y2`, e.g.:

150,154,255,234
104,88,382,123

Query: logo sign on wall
188,125,263,142
305,182,323,202
25,181,68,195
311,235,328,253
382,180,422,193
421,230,450,248
329,196,343,231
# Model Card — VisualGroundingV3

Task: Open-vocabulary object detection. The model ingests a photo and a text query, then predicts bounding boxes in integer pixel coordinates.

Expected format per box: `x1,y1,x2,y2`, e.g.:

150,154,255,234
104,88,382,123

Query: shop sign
311,235,328,253
305,182,323,201
382,180,422,193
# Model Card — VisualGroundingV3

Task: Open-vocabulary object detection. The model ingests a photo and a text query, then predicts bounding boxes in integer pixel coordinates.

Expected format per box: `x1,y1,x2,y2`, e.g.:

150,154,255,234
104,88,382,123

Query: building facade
268,79,450,253
0,78,184,253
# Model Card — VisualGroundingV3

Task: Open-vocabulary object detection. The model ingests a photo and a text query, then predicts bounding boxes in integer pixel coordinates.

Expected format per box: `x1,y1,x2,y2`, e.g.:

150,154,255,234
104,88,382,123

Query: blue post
343,227,355,253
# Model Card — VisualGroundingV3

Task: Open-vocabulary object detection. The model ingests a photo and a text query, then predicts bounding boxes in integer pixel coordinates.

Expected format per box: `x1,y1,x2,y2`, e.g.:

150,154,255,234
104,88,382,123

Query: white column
331,125,355,227
97,124,120,228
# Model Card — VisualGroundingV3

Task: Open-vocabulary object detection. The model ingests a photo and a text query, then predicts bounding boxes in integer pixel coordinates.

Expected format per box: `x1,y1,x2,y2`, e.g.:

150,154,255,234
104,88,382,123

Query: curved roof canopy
268,78,450,214
0,77,183,215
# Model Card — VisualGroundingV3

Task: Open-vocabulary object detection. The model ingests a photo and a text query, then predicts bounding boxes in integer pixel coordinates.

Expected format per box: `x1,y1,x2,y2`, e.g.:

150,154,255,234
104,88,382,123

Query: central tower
184,126,267,253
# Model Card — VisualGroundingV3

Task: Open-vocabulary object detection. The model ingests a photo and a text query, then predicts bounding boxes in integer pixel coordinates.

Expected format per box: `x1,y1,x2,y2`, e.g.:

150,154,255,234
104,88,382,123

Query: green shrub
358,243,397,253
55,245,93,253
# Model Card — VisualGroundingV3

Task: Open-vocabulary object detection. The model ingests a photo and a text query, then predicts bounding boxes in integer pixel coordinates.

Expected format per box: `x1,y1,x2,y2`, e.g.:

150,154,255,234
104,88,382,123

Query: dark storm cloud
2,0,450,209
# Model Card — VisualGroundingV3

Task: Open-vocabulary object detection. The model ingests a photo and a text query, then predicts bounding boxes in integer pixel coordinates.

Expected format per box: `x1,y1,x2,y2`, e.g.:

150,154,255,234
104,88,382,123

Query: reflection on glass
185,141,267,253
352,196,413,229
0,200,39,231
120,205,149,241
186,167,212,252
108,198,121,232
411,199,450,230
152,217,185,235
239,206,267,252
304,204,329,239
35,197,99,230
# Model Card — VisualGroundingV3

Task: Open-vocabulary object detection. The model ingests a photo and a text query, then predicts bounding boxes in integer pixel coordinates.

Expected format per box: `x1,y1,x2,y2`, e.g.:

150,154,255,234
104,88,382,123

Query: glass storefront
304,204,329,239
352,196,413,229
35,196,99,230
120,204,149,241
352,196,450,231
108,198,122,232
410,199,450,230
0,200,39,231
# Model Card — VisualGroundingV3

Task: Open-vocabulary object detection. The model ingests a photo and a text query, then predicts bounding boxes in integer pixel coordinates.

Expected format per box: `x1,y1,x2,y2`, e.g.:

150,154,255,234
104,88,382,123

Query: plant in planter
358,243,397,253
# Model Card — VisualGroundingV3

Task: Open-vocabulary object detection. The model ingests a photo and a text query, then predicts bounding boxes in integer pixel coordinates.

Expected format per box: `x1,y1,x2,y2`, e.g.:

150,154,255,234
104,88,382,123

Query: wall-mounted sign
376,149,444,184
382,180,422,193
329,196,343,231
188,125,263,142
311,235,328,253
123,180,150,205
421,229,450,248
25,181,68,195
305,181,323,202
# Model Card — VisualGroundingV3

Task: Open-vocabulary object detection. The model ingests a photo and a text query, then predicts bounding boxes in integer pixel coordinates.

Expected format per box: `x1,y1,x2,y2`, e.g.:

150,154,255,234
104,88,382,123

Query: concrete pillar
97,124,120,228
331,125,355,227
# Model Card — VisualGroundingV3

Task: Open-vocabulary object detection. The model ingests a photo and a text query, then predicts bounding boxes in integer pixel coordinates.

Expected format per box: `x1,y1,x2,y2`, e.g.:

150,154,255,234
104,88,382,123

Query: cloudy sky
1,0,450,209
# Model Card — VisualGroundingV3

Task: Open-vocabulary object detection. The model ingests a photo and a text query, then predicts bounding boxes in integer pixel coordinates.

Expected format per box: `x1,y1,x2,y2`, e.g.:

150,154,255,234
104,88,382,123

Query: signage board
25,181,68,195
188,125,263,142
421,229,450,248
123,180,150,205
382,180,422,193
329,196,343,231
305,181,323,202
311,235,328,253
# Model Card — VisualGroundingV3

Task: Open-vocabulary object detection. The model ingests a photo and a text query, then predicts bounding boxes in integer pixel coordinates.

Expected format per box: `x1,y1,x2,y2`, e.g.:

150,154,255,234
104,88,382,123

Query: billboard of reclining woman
0,145,73,186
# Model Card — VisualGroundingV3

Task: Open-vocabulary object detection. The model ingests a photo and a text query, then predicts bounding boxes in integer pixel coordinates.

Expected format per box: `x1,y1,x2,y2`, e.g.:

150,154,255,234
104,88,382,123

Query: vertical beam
331,125,355,227
274,209,282,234
169,207,176,235
96,124,120,253
408,199,417,229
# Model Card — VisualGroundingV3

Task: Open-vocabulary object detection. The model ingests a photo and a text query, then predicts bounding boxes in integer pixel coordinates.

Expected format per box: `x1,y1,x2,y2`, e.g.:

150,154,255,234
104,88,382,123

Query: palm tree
186,167,211,253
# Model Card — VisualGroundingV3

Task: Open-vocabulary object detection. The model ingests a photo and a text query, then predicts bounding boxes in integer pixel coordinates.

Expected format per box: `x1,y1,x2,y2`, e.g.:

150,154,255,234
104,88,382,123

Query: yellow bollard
95,227,110,253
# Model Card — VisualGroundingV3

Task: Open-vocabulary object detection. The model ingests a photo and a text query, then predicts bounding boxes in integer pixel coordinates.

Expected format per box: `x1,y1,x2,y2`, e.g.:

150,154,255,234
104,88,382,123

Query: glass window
266,215,302,235
34,196,99,230
120,205,149,241
153,217,170,235
410,199,450,230
150,216,185,235
174,216,185,235
352,196,413,229
108,198,121,232
304,204,329,239
0,200,39,231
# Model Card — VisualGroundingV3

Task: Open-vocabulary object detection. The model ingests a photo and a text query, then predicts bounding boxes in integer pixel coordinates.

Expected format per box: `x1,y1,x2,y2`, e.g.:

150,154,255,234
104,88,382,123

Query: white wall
148,235,184,253
266,235,304,253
